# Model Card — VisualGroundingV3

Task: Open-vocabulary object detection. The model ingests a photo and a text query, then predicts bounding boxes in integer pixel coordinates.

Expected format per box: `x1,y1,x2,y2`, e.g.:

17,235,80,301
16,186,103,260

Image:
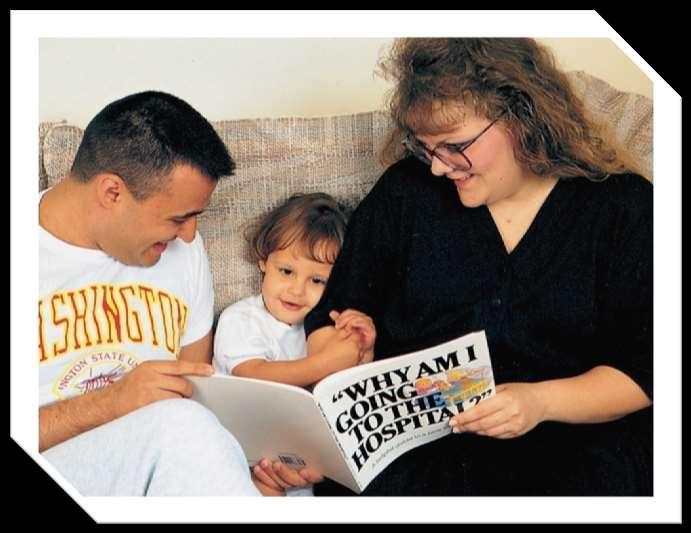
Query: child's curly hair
246,192,350,265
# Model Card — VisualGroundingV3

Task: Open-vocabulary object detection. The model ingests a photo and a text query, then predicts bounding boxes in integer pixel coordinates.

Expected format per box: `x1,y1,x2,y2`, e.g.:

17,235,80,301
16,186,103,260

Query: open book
189,330,495,494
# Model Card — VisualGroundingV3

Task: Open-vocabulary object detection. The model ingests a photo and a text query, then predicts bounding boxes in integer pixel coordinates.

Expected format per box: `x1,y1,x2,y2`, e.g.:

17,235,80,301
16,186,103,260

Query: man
38,91,317,496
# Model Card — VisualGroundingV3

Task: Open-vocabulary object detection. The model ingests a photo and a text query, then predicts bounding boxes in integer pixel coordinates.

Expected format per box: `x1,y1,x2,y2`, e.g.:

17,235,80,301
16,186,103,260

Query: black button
490,297,502,307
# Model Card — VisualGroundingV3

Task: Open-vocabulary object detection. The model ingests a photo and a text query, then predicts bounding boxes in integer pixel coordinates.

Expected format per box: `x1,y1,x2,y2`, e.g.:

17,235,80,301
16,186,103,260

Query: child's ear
258,260,266,273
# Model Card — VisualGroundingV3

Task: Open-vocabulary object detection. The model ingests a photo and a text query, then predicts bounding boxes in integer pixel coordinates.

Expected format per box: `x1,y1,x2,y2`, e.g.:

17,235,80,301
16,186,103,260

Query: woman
304,38,653,495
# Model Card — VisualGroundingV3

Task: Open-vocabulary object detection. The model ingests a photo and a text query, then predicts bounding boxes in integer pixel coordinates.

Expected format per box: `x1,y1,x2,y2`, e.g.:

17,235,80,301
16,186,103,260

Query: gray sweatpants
43,398,261,496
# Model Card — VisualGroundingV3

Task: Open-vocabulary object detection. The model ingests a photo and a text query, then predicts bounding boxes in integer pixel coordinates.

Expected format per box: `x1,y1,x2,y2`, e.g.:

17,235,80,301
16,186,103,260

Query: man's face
104,164,216,267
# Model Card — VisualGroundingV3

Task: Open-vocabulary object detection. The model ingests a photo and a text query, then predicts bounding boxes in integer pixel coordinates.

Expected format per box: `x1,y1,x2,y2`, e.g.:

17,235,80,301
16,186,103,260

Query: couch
38,71,653,323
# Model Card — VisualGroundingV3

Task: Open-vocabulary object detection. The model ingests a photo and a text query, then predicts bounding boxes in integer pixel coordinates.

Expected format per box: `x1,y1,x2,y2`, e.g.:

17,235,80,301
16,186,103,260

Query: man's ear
94,173,128,209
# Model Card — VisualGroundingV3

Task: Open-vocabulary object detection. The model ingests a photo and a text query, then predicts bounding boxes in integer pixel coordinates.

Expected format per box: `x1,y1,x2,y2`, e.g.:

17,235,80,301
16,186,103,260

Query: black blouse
305,157,653,496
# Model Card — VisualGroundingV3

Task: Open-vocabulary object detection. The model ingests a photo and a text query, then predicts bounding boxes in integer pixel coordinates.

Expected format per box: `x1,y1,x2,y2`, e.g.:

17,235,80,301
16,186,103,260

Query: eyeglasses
402,110,507,171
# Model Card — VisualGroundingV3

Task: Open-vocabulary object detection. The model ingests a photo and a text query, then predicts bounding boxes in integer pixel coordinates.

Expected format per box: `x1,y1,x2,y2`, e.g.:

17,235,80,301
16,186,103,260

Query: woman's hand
448,382,547,439
251,458,324,495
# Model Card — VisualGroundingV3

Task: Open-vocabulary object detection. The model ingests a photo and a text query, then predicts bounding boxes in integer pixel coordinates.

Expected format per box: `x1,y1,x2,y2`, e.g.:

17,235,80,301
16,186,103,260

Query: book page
189,374,360,491
313,330,495,491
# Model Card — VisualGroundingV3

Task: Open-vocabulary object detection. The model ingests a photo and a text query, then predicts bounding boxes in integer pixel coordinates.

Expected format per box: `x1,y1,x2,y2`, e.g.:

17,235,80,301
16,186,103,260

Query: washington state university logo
53,350,141,400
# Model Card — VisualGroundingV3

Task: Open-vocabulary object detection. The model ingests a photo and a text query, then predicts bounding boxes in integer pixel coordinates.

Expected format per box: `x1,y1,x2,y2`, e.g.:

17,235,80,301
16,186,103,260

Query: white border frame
11,10,681,524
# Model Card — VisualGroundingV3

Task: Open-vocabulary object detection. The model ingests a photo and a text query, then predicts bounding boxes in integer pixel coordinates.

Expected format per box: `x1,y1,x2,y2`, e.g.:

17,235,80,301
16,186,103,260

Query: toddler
213,193,376,495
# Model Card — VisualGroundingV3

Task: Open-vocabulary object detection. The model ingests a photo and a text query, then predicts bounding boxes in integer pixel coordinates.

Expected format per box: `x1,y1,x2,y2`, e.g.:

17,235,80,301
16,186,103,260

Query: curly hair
377,38,641,180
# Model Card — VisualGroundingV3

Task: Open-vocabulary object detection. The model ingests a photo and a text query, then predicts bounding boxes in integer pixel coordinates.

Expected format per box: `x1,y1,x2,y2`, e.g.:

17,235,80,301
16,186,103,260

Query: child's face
259,241,336,325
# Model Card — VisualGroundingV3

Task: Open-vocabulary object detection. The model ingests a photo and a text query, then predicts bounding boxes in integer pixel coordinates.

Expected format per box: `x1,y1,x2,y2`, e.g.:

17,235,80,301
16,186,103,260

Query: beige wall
39,38,651,126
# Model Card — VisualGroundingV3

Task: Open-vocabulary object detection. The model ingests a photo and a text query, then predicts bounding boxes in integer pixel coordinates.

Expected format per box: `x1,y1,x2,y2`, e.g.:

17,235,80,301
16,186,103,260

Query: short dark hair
71,91,235,199
247,193,350,265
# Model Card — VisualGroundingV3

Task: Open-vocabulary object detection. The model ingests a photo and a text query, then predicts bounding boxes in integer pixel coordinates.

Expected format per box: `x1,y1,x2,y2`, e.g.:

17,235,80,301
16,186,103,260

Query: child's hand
358,347,375,365
330,309,376,364
251,470,285,496
252,458,324,495
306,326,361,378
309,326,361,372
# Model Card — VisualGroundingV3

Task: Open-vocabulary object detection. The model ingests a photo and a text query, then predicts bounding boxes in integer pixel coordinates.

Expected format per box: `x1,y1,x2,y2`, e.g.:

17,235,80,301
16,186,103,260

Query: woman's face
415,109,529,209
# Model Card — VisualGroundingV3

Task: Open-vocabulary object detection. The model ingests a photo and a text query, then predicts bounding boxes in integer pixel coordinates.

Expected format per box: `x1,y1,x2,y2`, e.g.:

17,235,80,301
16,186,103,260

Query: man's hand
107,360,215,420
330,309,376,364
40,359,215,452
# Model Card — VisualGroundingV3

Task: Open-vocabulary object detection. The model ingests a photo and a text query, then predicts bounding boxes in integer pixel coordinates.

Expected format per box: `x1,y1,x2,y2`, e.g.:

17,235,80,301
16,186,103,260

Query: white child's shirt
213,294,307,375
213,294,313,496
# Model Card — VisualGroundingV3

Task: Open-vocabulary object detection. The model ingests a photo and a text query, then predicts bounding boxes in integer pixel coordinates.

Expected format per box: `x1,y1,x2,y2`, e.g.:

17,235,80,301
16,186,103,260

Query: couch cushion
42,123,84,189
39,121,64,191
38,71,653,321
568,70,652,179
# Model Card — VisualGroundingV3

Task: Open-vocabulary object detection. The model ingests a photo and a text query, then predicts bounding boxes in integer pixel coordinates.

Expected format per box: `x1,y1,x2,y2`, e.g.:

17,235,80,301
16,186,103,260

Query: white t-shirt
213,294,307,375
39,196,214,407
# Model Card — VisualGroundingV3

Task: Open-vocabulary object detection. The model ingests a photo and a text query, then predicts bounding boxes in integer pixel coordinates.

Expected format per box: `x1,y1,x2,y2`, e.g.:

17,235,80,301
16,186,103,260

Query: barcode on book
278,453,307,468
